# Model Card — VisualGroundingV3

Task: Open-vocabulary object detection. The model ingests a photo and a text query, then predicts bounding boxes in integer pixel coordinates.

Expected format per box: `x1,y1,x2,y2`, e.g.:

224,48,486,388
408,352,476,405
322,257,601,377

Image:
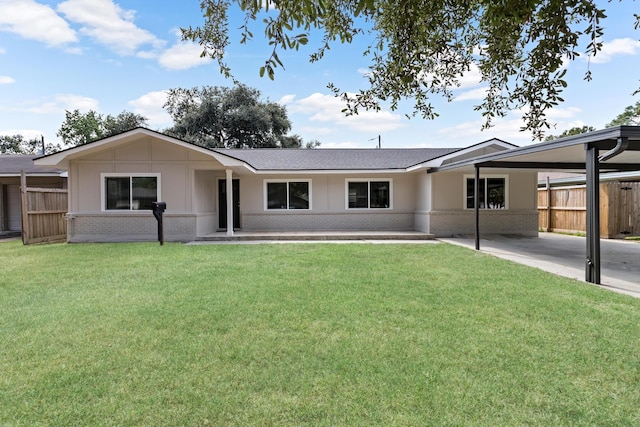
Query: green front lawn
1,241,639,426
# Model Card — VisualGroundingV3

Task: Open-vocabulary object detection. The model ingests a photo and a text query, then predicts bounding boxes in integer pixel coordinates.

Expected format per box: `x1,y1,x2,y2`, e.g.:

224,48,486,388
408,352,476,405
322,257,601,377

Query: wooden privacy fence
20,172,68,244
538,181,640,238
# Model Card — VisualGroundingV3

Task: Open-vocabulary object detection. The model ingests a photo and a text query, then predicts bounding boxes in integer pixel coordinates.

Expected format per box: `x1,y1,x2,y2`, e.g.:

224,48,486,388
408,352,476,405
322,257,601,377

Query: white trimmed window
464,175,508,209
346,179,392,209
264,180,311,210
102,173,160,211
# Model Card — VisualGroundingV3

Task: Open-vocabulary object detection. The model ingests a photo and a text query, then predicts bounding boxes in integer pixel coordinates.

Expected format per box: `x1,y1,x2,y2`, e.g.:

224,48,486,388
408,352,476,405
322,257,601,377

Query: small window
347,180,392,209
103,175,159,211
265,180,310,210
465,176,506,209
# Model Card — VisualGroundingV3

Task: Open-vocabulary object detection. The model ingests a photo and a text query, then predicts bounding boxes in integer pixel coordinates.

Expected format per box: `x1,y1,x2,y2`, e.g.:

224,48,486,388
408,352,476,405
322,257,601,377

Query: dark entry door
219,179,240,230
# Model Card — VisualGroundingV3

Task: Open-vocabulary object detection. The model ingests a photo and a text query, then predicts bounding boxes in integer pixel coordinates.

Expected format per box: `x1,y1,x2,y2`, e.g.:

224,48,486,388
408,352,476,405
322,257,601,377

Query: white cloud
590,38,640,64
456,63,483,89
158,41,211,70
128,91,171,127
287,93,406,132
437,105,586,145
57,0,164,55
0,0,77,47
21,94,99,114
437,116,535,145
545,106,582,120
298,126,333,135
454,86,488,102
0,75,15,84
278,94,297,105
0,47,5,54
319,141,372,149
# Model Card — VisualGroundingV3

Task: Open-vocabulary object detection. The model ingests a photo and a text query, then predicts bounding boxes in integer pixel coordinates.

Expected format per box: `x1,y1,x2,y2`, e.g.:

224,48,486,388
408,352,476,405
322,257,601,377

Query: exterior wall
67,213,197,242
68,136,222,242
63,134,541,240
236,173,418,231
424,170,539,237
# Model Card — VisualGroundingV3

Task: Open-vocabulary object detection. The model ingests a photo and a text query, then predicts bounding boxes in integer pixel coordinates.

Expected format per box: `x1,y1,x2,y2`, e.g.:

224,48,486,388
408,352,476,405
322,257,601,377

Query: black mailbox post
151,201,167,245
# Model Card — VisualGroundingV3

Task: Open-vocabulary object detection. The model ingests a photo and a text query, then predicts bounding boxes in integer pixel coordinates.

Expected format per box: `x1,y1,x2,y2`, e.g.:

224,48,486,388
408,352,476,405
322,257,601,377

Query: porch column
585,145,600,284
474,164,480,250
225,169,234,236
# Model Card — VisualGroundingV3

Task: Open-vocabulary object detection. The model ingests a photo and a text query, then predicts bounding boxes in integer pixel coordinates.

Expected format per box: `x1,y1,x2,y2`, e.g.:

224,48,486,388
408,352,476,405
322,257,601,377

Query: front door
218,179,240,230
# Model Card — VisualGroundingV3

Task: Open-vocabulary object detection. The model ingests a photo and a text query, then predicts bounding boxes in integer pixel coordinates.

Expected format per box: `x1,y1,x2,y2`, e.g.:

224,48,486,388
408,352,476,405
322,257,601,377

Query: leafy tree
57,109,147,146
182,0,636,139
544,125,596,141
104,111,149,136
606,101,640,127
0,134,40,154
164,84,300,148
0,134,62,155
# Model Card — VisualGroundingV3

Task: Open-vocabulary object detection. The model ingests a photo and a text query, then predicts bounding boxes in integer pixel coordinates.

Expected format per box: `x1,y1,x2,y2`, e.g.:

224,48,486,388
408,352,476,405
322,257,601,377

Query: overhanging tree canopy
164,84,298,148
182,0,639,139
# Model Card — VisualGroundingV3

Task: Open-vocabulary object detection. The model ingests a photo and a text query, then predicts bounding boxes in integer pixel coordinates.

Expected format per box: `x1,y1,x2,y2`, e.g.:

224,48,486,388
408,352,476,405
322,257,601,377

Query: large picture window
265,180,310,210
103,174,159,211
347,180,392,209
465,176,507,209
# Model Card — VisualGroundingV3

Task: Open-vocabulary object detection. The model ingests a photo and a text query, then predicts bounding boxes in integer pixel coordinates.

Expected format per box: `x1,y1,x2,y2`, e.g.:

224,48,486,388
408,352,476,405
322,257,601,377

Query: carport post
585,145,601,284
474,164,480,250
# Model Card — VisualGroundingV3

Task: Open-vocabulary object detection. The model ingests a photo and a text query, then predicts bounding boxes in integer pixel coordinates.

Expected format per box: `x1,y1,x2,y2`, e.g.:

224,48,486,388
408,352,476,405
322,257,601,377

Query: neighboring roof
539,170,640,187
213,147,461,171
0,154,65,176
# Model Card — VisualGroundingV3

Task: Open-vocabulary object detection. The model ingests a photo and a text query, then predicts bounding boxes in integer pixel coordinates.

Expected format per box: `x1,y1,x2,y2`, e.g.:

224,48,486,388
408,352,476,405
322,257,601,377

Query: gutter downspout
599,137,628,162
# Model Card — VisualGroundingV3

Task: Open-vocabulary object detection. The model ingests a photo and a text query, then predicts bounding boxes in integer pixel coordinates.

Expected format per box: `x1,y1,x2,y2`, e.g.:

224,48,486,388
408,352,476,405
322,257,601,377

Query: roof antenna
368,135,381,149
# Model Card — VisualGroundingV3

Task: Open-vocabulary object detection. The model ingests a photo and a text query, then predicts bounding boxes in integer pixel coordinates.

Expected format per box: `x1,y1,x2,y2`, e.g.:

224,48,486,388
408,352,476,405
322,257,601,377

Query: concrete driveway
440,233,640,298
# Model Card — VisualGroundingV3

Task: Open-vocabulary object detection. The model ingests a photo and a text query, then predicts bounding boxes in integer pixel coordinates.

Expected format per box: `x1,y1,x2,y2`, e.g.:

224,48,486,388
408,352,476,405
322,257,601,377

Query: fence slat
538,182,640,238
20,174,68,245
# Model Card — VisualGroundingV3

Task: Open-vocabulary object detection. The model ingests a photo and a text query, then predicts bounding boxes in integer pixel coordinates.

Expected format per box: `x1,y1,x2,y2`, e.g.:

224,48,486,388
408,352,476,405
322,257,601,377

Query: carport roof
434,126,640,173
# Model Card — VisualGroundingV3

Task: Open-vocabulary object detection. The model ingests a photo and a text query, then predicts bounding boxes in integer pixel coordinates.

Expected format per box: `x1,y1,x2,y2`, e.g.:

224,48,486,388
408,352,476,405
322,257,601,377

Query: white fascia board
34,128,257,172
0,172,65,177
411,139,517,170
251,169,408,175
210,152,253,169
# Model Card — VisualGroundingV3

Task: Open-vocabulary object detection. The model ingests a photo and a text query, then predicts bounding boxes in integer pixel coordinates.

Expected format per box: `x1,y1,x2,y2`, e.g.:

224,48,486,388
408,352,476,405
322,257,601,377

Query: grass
1,241,640,426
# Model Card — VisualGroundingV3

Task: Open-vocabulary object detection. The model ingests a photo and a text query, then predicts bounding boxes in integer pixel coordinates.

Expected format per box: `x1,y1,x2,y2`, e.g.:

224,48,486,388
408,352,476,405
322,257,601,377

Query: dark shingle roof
213,148,462,171
0,155,64,175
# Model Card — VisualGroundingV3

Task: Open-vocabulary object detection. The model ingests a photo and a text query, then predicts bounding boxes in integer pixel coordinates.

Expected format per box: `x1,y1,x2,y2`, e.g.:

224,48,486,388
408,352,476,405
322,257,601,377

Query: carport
434,126,640,285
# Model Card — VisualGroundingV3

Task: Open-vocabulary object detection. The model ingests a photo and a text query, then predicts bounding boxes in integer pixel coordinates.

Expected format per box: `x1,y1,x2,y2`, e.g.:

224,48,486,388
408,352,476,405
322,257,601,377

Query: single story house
0,155,67,232
34,128,539,242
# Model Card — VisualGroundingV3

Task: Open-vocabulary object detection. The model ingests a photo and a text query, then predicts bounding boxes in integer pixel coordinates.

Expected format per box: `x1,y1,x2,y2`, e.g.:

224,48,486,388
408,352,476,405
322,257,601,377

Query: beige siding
426,170,538,237
236,173,418,232
69,135,225,241
64,134,539,240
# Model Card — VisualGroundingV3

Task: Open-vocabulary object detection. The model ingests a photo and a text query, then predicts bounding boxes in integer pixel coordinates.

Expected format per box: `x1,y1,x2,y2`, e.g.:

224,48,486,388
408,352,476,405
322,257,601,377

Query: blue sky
1,0,640,150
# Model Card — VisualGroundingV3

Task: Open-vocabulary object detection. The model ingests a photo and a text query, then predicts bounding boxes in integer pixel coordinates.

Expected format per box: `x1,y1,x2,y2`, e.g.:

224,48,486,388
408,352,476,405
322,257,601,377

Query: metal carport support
585,143,601,284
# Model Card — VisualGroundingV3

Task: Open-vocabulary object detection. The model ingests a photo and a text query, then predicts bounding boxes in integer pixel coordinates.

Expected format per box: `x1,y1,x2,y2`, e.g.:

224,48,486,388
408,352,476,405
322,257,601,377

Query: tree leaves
163,84,299,148
56,110,147,146
184,0,630,139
